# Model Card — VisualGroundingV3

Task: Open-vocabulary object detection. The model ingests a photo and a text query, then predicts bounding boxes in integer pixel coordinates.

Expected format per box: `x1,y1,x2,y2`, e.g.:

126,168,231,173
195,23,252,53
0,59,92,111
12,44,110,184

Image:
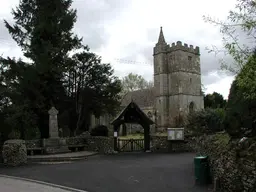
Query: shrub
225,79,256,138
90,125,109,137
185,108,225,135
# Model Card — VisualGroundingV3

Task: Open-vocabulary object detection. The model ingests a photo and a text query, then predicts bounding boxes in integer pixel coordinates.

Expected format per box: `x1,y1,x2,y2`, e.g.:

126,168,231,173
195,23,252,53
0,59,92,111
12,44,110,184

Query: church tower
153,27,169,132
153,27,204,132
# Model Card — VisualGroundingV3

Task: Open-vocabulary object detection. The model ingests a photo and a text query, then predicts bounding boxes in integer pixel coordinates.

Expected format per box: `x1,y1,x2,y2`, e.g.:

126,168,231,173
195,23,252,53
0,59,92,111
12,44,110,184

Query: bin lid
194,156,207,159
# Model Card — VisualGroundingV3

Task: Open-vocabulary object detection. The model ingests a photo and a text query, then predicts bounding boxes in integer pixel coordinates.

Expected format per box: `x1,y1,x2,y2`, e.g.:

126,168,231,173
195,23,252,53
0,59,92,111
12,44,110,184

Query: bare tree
204,0,256,74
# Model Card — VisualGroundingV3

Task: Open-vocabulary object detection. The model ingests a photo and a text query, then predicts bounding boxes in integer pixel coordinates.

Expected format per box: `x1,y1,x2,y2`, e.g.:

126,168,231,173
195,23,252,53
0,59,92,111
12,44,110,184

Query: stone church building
90,27,204,134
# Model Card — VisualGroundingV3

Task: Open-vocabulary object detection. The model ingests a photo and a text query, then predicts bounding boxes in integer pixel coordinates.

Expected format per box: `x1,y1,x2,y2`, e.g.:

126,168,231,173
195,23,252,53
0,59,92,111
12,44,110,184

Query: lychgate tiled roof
121,88,155,108
111,101,154,125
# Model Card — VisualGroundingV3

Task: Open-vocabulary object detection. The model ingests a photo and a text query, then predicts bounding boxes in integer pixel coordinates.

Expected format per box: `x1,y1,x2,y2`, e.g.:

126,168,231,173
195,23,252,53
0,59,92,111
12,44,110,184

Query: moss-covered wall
193,133,256,192
150,135,192,152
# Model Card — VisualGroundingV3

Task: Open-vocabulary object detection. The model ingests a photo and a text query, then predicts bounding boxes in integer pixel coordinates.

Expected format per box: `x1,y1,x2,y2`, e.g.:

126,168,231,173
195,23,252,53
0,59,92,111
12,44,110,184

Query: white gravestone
48,107,59,138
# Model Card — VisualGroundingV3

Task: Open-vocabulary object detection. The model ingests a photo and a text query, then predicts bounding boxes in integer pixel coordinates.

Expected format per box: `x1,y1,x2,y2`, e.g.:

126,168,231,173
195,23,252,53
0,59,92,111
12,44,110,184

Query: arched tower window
189,102,195,113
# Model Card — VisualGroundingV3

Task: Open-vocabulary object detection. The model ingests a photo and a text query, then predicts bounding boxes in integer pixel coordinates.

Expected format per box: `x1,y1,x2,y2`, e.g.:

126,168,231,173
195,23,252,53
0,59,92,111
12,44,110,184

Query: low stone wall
150,135,169,152
25,139,42,148
25,135,115,155
86,136,115,154
2,139,27,167
193,133,256,192
25,137,87,147
65,136,87,146
150,135,192,153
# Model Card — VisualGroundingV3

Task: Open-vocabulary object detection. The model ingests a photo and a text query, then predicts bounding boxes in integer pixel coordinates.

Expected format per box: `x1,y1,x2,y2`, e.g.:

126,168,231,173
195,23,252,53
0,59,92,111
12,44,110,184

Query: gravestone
48,107,59,138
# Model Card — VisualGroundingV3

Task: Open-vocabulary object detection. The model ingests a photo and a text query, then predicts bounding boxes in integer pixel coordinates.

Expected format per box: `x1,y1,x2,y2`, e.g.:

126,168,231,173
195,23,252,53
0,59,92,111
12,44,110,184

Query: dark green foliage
204,92,227,109
224,52,256,138
90,125,109,137
185,108,225,135
1,0,83,138
225,79,256,138
0,0,122,141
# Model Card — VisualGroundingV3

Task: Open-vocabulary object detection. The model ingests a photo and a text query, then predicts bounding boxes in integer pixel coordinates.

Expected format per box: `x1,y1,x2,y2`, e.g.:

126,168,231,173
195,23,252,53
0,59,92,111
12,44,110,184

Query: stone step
27,151,98,162
29,156,87,163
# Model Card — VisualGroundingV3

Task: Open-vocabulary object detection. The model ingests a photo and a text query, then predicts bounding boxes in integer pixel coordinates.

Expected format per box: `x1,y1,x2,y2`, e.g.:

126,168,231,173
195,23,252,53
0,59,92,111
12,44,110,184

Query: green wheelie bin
194,156,210,185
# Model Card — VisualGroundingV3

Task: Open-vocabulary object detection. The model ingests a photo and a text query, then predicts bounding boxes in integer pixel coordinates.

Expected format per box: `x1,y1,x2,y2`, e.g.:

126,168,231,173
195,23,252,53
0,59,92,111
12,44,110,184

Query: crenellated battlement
153,27,204,132
168,41,200,55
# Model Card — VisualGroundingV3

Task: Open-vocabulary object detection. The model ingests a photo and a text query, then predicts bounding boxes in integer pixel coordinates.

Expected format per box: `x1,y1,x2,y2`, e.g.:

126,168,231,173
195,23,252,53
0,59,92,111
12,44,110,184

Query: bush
90,125,109,137
185,108,225,135
223,53,256,138
225,79,256,138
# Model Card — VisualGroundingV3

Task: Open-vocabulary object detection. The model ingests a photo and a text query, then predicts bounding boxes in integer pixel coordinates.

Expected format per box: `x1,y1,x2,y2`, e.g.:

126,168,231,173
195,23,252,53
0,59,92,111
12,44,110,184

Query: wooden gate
118,139,144,152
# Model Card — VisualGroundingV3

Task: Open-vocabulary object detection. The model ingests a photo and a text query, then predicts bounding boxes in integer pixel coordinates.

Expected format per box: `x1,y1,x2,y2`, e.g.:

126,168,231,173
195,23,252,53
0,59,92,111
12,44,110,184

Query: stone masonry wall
193,133,256,192
65,136,87,146
86,136,115,154
65,136,115,154
150,135,192,152
2,139,27,167
25,135,115,155
25,139,42,148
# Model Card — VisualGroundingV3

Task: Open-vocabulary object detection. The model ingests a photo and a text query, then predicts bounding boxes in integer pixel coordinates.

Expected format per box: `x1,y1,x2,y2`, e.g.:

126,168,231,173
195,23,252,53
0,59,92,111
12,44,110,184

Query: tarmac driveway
0,152,212,192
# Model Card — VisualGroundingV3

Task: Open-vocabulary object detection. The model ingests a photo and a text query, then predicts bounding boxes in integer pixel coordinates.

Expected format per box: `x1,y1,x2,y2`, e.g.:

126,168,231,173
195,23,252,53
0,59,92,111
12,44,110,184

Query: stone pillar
48,106,59,138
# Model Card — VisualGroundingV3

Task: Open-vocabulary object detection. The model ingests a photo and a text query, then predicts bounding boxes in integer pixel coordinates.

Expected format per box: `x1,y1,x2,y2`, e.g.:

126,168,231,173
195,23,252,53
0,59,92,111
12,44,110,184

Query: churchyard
1,0,256,191
1,100,256,192
0,104,214,192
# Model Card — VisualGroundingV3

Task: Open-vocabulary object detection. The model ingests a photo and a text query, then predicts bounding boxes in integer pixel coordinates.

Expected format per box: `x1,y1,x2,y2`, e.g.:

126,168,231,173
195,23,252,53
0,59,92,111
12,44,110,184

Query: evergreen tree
0,0,121,138
204,92,227,109
225,52,256,137
3,0,83,138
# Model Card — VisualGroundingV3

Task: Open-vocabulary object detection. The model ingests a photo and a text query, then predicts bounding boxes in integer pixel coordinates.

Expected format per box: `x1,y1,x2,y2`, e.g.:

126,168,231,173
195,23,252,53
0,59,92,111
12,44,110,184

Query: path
0,152,212,192
28,151,97,162
0,175,86,192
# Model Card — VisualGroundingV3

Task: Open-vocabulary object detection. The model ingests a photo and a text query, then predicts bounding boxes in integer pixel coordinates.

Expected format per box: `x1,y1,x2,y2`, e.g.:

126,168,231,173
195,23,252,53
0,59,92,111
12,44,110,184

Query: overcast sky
0,0,238,99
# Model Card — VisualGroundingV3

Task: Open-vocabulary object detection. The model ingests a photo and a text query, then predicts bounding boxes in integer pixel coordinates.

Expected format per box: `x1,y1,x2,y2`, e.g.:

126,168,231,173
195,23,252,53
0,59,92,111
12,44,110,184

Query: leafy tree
121,73,153,95
2,0,83,138
64,51,122,135
204,0,256,74
90,125,108,137
0,0,121,138
225,52,256,137
185,108,225,135
204,92,227,109
0,57,39,139
236,50,256,100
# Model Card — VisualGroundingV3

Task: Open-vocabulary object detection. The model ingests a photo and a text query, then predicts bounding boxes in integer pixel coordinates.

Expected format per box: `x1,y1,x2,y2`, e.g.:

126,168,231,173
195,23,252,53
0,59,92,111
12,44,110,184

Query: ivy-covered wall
193,133,256,192
150,135,193,152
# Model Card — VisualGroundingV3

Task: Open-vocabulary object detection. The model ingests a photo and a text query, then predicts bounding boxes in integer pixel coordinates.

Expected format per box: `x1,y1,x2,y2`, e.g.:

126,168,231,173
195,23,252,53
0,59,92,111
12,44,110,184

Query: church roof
121,88,155,108
111,101,154,126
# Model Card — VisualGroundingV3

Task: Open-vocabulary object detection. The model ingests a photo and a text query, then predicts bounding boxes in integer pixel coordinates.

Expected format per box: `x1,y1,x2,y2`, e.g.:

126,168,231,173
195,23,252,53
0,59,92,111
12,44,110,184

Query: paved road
0,152,212,192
